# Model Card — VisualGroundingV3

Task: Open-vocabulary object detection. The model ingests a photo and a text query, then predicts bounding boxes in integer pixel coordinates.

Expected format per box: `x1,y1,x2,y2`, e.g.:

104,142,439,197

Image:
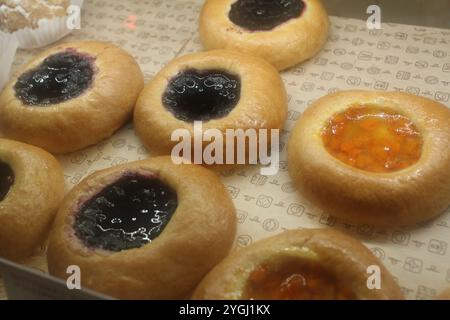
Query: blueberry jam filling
229,0,305,31
162,69,241,122
14,50,95,106
74,173,178,252
0,162,14,201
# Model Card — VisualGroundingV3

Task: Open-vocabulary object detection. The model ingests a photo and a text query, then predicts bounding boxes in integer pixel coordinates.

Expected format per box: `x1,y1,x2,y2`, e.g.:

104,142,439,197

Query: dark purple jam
0,162,14,201
14,50,95,106
74,173,178,252
162,69,240,122
229,0,305,31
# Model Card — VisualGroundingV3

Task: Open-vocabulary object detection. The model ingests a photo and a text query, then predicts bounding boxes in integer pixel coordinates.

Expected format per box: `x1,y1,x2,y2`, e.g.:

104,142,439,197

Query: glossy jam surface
162,69,241,122
322,105,422,173
243,258,356,300
0,162,14,201
14,50,95,106
229,0,305,31
74,173,178,252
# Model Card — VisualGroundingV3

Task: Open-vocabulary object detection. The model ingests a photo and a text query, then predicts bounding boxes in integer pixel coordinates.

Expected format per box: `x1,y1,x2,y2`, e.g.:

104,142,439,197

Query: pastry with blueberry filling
199,0,329,70
0,41,144,153
134,50,287,166
47,156,237,299
0,138,65,261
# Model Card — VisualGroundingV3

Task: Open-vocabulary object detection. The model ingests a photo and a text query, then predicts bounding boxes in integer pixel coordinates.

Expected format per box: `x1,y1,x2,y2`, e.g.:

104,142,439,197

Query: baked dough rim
199,0,330,70
47,156,237,299
0,138,65,260
0,40,144,154
288,90,450,226
134,49,287,157
437,288,450,300
192,228,404,300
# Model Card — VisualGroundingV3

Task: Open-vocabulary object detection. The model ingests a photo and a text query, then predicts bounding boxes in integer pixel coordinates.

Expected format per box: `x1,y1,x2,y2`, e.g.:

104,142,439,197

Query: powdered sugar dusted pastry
0,0,69,32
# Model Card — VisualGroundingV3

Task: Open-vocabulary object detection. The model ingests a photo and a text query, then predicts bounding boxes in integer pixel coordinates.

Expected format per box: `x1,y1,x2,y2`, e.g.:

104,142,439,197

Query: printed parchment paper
1,0,449,300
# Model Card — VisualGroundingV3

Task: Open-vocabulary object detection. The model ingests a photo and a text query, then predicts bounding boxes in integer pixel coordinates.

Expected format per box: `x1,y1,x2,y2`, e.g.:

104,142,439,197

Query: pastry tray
1,0,449,300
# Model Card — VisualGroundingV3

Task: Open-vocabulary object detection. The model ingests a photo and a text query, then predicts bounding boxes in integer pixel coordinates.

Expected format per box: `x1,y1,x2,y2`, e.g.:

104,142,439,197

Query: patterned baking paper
1,0,449,300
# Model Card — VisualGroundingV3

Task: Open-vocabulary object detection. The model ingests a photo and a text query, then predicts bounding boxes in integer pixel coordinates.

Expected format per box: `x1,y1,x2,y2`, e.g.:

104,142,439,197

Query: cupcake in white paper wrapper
0,0,84,49
0,33,18,92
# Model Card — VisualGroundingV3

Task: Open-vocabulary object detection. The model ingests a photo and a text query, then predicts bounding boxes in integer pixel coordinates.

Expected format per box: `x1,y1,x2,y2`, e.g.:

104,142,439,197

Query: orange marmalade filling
321,105,422,173
243,259,356,300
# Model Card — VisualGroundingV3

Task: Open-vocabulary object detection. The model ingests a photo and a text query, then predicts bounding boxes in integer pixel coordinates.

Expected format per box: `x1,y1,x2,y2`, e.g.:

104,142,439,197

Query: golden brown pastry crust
47,156,237,300
192,228,404,300
0,41,144,153
0,138,65,261
288,90,450,226
199,0,329,70
437,288,450,300
134,49,287,162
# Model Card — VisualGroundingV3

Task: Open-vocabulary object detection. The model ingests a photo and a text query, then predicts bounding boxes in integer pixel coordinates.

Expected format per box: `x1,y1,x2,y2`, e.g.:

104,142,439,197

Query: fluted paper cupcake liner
0,33,18,92
13,0,84,50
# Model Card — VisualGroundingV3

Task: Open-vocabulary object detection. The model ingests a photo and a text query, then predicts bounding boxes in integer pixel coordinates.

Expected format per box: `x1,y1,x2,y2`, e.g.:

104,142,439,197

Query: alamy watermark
366,5,382,30
170,121,280,176
66,265,81,290
66,5,82,30
367,265,382,289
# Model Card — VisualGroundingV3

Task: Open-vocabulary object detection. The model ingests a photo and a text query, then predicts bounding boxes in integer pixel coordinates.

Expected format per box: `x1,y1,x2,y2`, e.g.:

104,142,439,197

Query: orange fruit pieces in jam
243,259,356,300
322,105,422,173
